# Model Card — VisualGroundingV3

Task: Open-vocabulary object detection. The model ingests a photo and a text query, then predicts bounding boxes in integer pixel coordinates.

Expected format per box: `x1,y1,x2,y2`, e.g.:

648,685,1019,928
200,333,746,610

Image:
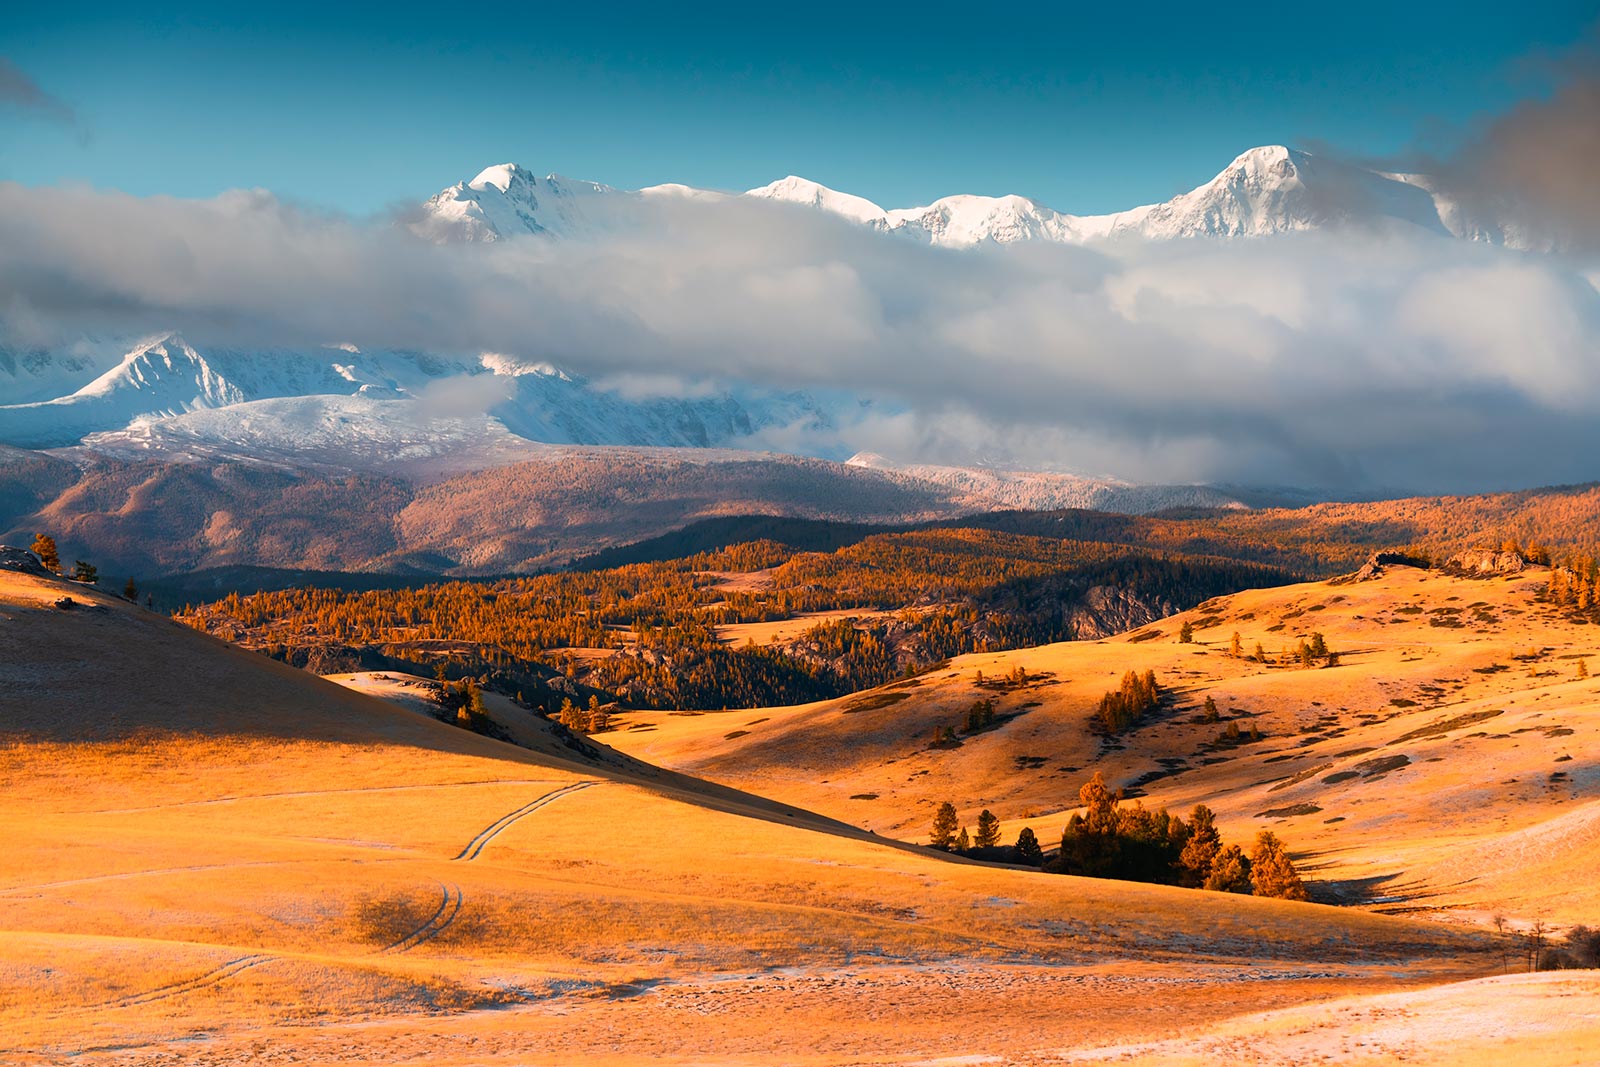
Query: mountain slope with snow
0,331,837,464
412,145,1534,249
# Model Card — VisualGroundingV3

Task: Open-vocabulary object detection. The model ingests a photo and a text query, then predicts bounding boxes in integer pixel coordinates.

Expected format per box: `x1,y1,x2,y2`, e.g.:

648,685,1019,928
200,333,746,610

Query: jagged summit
413,164,620,242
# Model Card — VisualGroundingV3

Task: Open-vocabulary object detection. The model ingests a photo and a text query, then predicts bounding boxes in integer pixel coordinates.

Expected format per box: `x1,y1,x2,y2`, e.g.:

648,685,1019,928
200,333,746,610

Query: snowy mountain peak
1131,144,1451,240
887,193,1081,246
414,164,621,242
469,162,528,192
745,176,888,226
1226,144,1300,172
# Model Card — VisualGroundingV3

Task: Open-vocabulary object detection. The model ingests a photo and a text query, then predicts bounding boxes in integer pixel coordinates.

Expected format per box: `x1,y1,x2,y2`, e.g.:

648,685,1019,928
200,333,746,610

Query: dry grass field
3,560,1597,1064
601,560,1600,926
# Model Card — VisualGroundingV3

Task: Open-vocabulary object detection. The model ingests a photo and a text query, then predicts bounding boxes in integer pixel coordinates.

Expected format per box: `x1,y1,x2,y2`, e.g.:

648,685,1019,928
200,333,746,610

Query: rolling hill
5,550,1578,1065
597,553,1600,928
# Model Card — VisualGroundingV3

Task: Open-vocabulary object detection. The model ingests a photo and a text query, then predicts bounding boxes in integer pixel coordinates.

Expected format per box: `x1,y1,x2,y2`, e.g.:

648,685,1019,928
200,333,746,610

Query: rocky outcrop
1335,550,1432,584
1440,550,1527,578
0,545,52,577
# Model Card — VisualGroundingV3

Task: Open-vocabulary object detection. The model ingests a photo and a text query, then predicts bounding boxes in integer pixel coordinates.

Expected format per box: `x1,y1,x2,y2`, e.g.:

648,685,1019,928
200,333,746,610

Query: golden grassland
3,566,1597,1064
600,563,1600,926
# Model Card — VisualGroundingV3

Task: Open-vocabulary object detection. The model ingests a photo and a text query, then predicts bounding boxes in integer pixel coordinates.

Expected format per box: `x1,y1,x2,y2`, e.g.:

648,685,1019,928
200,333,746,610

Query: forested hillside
179,528,1293,710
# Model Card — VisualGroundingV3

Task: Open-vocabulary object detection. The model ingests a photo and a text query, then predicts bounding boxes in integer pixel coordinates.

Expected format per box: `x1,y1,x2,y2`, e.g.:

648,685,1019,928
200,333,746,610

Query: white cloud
0,180,1597,493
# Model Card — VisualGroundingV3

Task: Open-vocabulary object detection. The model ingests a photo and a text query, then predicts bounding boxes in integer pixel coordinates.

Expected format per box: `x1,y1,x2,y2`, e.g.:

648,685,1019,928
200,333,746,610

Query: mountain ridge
418,145,1530,249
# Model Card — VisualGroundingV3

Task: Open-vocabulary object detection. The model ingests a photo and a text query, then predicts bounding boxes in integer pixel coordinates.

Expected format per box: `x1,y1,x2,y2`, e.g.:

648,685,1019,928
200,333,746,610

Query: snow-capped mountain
0,335,484,449
412,162,728,243
416,146,1533,249
0,143,1554,472
0,331,835,462
412,164,624,242
745,176,894,228
1124,146,1452,240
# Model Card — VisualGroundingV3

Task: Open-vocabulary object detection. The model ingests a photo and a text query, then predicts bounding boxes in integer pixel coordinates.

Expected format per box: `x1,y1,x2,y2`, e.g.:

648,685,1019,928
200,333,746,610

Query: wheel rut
454,780,600,862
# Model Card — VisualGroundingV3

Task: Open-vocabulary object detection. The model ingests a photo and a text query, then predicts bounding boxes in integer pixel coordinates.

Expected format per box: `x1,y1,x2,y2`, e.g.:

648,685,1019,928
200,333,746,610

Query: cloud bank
0,173,1597,494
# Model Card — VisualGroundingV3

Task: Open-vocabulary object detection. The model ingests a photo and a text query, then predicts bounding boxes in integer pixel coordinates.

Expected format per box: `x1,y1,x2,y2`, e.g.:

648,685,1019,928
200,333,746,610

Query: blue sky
2,1,1594,215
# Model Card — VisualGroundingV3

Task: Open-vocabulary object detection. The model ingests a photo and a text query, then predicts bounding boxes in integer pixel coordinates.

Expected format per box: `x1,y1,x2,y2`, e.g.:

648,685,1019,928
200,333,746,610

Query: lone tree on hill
975,808,1001,849
930,801,959,851
30,534,59,573
1249,831,1309,900
1230,631,1243,658
71,560,98,584
1015,826,1043,866
123,577,138,602
1178,620,1195,643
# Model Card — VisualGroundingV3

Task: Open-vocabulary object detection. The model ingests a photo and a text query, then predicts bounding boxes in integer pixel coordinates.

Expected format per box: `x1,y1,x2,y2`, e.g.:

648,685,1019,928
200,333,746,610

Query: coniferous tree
124,577,138,602
1178,804,1222,886
1204,845,1253,893
1178,620,1195,643
30,534,60,573
929,801,959,851
1014,826,1043,866
558,697,587,732
1249,831,1309,900
975,809,1001,849
954,826,971,853
71,560,98,584
1230,631,1243,658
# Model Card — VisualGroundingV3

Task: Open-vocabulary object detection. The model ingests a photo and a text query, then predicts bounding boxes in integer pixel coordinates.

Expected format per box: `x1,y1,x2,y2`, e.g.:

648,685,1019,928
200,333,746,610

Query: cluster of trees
1547,558,1600,617
962,698,997,733
432,673,489,732
1053,773,1308,899
1096,670,1161,734
925,778,1306,899
1533,923,1600,971
557,695,614,734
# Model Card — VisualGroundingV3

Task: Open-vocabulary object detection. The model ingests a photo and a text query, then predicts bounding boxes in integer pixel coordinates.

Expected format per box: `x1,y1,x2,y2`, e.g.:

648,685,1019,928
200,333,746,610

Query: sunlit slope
0,563,1492,1064
601,561,1600,920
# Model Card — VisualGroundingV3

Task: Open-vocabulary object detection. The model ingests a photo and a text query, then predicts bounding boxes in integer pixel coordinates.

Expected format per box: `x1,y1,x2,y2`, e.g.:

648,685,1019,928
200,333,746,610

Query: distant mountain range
0,145,1545,485
415,145,1537,248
